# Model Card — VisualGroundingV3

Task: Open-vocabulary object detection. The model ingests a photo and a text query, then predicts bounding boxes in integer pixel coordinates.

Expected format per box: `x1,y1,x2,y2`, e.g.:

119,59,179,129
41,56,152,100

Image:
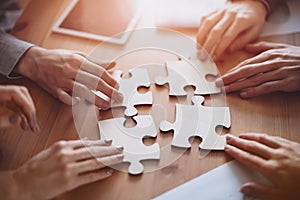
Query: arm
0,29,34,78
0,30,123,108
0,139,124,200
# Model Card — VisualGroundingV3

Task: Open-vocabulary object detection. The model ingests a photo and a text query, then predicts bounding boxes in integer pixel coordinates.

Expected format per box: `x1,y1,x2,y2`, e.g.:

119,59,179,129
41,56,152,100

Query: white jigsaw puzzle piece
112,68,152,116
98,115,160,175
93,68,153,116
160,96,230,150
155,59,220,96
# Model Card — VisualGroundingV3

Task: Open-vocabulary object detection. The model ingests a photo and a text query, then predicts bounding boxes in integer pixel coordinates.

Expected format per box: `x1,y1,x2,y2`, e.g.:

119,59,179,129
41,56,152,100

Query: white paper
153,160,269,200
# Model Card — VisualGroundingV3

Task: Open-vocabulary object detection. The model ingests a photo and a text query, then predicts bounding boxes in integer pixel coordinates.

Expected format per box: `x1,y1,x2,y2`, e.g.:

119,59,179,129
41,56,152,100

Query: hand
197,0,267,60
5,139,124,200
215,42,300,98
0,85,39,132
225,133,300,200
15,47,123,109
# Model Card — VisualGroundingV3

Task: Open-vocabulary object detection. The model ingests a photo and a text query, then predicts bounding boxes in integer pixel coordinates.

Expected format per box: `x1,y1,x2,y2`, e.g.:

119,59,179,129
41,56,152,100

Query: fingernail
106,168,114,175
116,146,124,151
102,102,110,110
24,123,30,131
104,139,112,144
224,144,230,151
226,134,233,142
34,124,40,133
240,91,247,98
117,154,124,160
72,97,81,105
197,50,208,61
215,78,223,87
241,186,251,195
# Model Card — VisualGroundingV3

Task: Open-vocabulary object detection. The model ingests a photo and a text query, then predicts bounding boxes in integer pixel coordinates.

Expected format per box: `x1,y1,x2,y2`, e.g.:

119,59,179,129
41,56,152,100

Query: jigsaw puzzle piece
112,68,153,116
155,60,220,96
160,96,230,150
98,115,160,175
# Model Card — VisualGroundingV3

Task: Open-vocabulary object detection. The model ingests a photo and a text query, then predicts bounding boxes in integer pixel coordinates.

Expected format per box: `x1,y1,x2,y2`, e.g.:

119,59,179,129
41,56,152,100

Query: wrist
14,46,46,80
229,0,269,18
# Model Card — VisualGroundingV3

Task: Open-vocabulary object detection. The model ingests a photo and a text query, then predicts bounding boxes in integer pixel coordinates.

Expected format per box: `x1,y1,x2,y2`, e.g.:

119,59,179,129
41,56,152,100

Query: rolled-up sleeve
0,29,34,78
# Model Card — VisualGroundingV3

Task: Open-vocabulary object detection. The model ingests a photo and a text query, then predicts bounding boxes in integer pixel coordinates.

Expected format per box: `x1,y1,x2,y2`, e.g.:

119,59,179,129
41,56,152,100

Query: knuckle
246,141,256,150
53,140,67,151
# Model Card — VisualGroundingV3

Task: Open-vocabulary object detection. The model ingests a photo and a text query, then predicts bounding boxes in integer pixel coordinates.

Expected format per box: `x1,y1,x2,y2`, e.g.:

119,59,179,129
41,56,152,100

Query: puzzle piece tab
160,96,230,150
112,68,152,116
98,115,160,175
155,59,220,96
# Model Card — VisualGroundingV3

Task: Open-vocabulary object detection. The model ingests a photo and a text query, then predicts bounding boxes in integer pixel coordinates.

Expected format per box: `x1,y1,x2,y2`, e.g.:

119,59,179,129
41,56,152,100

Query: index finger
80,60,119,89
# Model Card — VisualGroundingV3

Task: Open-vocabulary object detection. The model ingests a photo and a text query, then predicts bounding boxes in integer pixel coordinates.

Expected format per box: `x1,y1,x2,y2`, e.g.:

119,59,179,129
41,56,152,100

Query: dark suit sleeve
0,29,34,78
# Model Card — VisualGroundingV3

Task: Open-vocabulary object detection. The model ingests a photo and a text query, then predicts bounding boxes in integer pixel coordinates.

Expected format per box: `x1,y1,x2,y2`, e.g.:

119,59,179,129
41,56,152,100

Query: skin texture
0,139,124,200
215,42,300,98
0,85,38,132
15,47,123,110
225,133,300,200
197,0,267,60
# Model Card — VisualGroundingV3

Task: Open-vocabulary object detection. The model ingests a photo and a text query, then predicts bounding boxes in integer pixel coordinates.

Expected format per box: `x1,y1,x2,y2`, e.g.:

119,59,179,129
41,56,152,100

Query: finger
214,16,250,58
225,144,267,173
220,58,283,86
245,41,288,54
11,89,38,132
19,113,30,131
226,135,276,159
72,145,124,161
67,139,113,149
75,70,123,103
239,133,282,149
223,67,285,93
72,168,114,189
56,88,80,106
0,113,21,128
80,60,119,88
202,11,236,56
197,9,225,46
241,182,280,199
71,81,110,110
229,26,260,52
73,153,124,174
73,51,88,58
239,80,284,98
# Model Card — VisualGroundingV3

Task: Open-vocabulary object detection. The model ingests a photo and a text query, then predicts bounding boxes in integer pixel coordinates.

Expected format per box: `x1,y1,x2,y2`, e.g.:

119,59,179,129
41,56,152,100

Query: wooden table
1,0,300,199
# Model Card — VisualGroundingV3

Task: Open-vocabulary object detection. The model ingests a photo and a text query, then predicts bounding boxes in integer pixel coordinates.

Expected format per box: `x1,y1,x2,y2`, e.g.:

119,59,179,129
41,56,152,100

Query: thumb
0,113,21,128
245,41,287,54
241,182,280,199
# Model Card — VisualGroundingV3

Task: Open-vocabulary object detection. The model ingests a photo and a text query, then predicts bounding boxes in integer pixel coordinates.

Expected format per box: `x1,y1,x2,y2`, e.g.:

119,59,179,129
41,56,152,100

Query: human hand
0,85,39,132
10,139,123,200
215,42,300,98
225,133,300,200
15,47,123,109
197,0,267,60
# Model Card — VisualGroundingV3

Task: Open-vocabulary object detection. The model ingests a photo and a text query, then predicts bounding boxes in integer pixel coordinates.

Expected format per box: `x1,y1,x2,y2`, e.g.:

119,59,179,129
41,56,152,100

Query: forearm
0,29,34,78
